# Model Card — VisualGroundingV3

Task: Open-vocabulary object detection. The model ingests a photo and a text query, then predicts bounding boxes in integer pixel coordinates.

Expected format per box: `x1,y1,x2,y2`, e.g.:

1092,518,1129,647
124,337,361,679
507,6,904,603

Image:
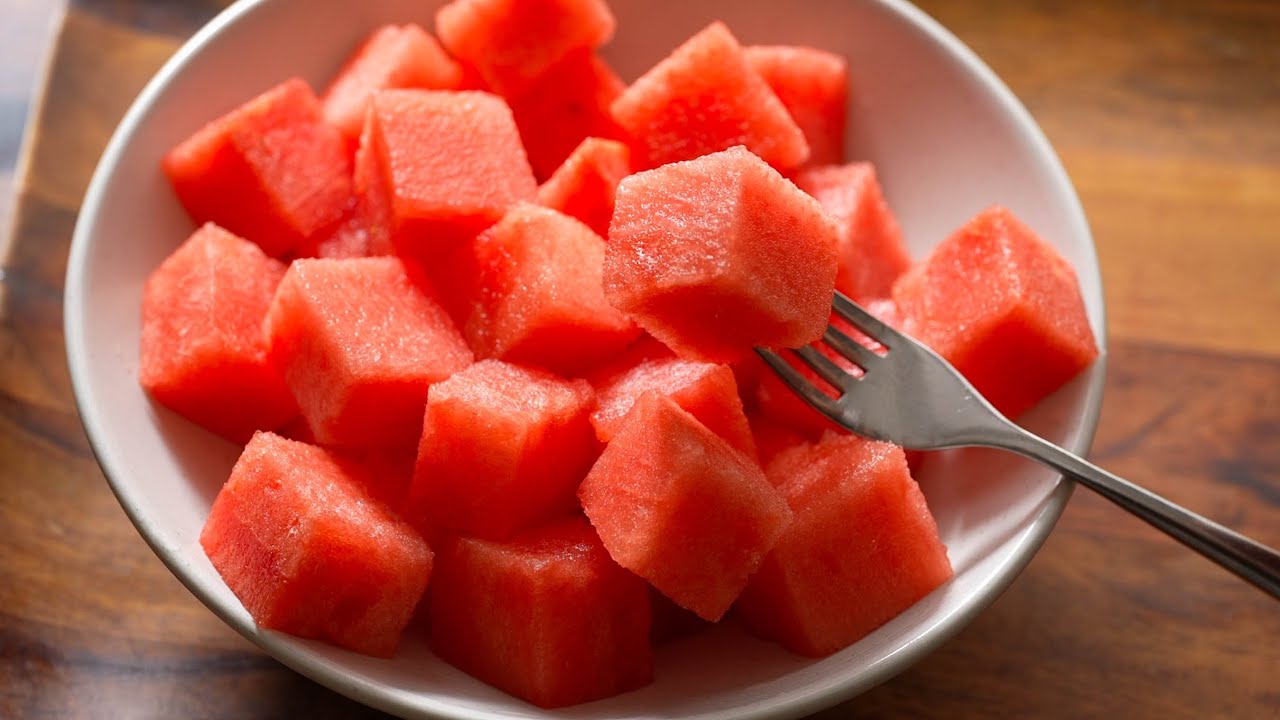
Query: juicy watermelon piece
794,163,911,300
589,356,757,459
508,50,628,181
892,205,1099,418
579,392,792,621
752,300,900,438
139,223,296,443
744,45,848,168
536,136,630,237
435,0,615,97
265,257,473,448
321,24,464,150
408,360,599,539
737,434,952,657
357,89,537,257
610,22,809,170
429,518,652,708
162,78,351,258
200,432,433,658
604,145,839,363
463,203,640,375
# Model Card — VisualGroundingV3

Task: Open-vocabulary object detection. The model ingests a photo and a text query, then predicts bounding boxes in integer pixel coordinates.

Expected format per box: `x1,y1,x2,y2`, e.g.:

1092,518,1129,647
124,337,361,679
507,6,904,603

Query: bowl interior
65,1,1105,718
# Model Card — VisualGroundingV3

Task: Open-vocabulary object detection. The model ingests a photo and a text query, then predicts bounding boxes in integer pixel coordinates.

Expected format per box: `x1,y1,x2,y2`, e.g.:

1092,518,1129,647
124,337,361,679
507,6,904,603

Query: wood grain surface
2,1,1278,718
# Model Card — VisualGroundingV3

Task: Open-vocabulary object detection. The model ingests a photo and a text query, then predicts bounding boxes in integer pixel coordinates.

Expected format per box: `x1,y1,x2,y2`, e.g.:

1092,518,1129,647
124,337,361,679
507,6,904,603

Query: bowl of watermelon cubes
65,0,1106,717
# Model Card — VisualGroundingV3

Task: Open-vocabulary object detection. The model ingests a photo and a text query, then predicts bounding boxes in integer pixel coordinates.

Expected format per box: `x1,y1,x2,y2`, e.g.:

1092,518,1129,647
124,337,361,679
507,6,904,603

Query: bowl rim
63,0,1106,717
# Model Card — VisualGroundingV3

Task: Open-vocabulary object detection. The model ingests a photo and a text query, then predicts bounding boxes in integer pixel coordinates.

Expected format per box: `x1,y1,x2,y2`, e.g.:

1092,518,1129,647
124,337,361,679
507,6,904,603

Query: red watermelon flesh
429,518,652,708
139,223,296,443
350,119,397,258
753,301,900,439
321,24,464,151
265,257,473,449
295,205,373,259
729,354,764,411
436,0,615,97
536,136,630,237
578,392,792,621
604,145,838,363
359,89,537,258
295,121,402,261
464,203,640,375
892,205,1099,419
509,50,628,181
290,181,372,260
610,22,809,171
736,434,952,657
794,163,912,300
200,431,433,658
408,359,599,540
162,78,352,258
275,415,316,444
346,447,417,516
583,333,677,380
589,356,757,460
747,412,810,470
649,585,711,644
744,45,848,168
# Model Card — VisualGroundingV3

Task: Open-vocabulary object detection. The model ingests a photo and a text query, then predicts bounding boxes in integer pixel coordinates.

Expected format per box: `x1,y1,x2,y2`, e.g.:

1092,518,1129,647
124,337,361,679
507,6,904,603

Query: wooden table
3,1,1277,717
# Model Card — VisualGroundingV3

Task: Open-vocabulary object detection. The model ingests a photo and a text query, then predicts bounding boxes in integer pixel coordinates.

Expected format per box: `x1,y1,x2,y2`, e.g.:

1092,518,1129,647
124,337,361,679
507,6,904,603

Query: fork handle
988,426,1280,600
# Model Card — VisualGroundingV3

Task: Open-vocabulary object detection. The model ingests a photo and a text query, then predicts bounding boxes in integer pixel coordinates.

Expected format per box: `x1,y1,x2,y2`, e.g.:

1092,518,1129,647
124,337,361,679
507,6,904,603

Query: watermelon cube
357,89,537,257
535,136,630,238
579,392,792,621
604,145,839,363
463,203,640,375
200,432,433,658
265,257,473,448
744,45,848,168
436,0,615,97
508,50,628,181
139,223,296,443
589,356,757,460
162,78,352,258
321,24,464,149
408,360,599,539
892,206,1100,418
794,163,911,300
429,518,652,708
737,434,952,657
610,22,809,170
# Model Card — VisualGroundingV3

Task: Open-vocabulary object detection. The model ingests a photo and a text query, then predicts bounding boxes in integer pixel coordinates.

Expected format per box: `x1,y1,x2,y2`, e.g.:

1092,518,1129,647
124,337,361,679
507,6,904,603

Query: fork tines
755,293,904,407
755,346,844,416
830,292,899,347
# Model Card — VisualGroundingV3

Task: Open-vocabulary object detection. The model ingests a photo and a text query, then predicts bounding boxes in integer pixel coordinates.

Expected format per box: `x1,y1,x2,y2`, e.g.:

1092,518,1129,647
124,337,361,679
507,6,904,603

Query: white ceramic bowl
65,0,1107,718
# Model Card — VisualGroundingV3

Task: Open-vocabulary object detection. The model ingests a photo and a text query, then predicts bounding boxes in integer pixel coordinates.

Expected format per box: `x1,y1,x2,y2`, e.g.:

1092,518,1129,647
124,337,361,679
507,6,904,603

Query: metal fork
757,292,1280,600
